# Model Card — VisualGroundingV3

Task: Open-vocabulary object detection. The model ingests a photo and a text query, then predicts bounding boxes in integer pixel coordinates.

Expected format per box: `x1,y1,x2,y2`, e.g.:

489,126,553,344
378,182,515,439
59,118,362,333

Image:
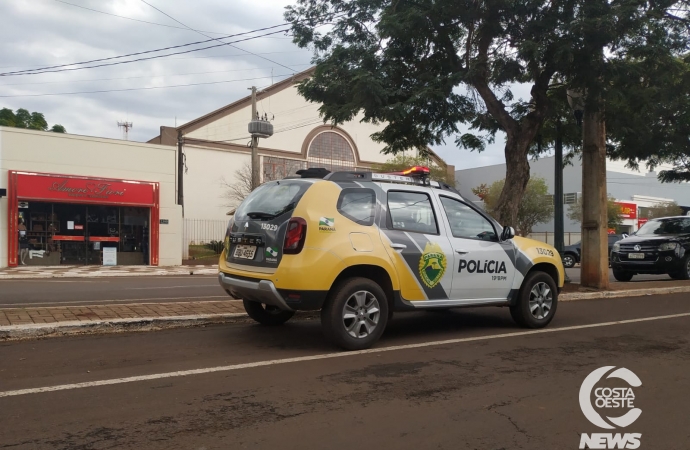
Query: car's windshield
636,218,690,236
234,181,309,220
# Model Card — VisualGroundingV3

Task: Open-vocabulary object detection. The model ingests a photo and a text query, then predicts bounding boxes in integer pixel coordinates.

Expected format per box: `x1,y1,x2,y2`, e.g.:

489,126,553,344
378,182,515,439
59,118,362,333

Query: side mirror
501,226,515,241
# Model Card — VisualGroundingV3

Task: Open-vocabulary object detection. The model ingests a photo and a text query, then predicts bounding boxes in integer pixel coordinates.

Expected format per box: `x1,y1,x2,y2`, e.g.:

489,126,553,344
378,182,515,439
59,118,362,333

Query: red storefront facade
7,171,160,267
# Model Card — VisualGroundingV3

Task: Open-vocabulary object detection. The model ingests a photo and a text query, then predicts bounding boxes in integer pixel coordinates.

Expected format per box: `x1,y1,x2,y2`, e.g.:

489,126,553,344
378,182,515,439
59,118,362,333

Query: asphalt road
0,275,226,307
565,267,673,284
1,293,688,449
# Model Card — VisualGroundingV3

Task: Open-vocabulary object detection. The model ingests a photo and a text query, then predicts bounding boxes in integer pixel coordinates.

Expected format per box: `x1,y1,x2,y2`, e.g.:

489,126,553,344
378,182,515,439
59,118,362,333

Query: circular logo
579,366,642,429
634,245,641,252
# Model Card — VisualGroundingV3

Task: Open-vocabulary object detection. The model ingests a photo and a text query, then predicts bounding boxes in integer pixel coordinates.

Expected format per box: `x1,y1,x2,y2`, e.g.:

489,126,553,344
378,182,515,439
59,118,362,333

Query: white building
0,127,182,268
148,67,454,222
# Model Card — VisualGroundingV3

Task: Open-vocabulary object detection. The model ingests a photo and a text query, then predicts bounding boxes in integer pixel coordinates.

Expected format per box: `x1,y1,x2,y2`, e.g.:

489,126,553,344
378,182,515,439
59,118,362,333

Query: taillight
283,217,307,254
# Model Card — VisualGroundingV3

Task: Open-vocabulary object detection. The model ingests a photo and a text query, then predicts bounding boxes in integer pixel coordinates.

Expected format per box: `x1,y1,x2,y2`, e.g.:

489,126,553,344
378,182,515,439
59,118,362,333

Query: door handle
390,243,407,251
456,249,469,255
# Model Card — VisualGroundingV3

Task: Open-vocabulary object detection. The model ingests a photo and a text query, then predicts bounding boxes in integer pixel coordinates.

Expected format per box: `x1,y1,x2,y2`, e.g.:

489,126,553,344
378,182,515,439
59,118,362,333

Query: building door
56,204,88,265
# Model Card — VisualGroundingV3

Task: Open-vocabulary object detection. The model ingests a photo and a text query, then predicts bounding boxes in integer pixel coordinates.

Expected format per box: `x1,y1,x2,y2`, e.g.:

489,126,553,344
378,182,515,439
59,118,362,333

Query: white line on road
0,296,230,308
1,311,689,399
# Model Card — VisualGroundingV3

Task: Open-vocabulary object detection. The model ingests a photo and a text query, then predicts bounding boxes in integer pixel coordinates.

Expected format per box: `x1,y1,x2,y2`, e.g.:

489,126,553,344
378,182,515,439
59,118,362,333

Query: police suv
219,167,565,350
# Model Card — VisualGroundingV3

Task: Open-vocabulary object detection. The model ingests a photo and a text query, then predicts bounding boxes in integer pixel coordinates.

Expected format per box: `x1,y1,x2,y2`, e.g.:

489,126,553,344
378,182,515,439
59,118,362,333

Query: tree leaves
0,107,65,133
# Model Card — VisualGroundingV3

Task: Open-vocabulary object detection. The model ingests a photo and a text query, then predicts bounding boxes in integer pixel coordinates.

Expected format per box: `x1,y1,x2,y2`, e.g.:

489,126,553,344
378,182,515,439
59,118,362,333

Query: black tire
510,271,558,329
612,269,634,282
670,256,690,280
243,300,295,326
321,277,389,351
562,254,576,269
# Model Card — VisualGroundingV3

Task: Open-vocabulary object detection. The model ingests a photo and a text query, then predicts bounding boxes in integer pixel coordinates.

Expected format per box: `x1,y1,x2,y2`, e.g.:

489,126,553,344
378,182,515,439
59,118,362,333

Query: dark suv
561,235,626,268
610,216,690,281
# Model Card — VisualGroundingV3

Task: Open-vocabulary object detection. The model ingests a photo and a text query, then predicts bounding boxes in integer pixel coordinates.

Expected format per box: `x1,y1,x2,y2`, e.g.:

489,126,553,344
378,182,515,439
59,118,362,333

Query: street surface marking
0,296,229,308
1,312,689,398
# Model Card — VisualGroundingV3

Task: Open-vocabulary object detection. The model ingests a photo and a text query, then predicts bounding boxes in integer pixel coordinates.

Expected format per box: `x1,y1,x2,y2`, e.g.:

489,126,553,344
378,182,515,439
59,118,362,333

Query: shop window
307,131,355,172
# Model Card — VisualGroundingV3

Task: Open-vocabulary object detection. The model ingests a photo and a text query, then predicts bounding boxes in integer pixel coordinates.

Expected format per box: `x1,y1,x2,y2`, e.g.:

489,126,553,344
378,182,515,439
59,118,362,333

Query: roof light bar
401,166,430,176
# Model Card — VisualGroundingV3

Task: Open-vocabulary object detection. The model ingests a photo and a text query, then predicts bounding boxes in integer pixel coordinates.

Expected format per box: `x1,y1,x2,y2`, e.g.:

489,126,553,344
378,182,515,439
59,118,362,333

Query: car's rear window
234,181,311,220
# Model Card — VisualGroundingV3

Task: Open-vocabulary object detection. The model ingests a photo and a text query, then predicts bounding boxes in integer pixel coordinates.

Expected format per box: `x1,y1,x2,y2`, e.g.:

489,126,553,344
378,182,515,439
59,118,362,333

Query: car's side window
337,188,376,226
439,196,498,241
387,191,438,234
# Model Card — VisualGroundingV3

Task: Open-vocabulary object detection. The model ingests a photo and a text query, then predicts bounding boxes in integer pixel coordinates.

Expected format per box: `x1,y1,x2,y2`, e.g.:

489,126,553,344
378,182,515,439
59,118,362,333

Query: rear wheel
562,254,576,268
612,269,634,282
510,271,558,329
243,300,295,326
321,277,389,351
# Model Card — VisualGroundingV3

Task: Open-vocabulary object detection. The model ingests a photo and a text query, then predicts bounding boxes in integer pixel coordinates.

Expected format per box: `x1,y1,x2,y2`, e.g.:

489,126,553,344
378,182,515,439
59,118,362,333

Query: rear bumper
218,272,328,311
218,272,293,311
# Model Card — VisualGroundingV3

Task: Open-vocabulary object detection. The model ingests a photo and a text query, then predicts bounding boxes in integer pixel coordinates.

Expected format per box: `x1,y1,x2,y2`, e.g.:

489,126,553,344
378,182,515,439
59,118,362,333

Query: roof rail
324,170,461,195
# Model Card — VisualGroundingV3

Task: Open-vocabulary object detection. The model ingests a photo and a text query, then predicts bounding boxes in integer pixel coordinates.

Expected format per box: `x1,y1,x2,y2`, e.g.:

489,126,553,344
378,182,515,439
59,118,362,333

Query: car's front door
436,195,516,301
379,187,454,302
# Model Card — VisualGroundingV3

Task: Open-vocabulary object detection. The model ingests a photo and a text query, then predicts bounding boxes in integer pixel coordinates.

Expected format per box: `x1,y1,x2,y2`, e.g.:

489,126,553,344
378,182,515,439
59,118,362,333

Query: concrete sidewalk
0,265,218,279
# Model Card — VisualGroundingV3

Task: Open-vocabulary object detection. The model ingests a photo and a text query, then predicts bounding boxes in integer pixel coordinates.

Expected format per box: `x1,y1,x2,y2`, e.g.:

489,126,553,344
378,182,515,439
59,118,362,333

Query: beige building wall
0,127,182,267
186,84,393,164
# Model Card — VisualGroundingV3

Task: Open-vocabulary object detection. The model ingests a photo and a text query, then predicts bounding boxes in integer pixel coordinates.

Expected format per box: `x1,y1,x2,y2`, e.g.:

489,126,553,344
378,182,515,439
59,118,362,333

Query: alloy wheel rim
528,282,553,320
563,256,574,267
342,290,380,339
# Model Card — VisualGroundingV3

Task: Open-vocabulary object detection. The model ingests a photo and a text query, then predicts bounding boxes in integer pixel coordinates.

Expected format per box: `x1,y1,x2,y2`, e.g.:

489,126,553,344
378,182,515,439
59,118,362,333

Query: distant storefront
0,127,181,268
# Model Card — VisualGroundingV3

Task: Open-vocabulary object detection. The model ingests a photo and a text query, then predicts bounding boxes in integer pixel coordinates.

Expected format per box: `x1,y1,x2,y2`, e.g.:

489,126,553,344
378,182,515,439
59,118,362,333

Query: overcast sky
0,0,516,170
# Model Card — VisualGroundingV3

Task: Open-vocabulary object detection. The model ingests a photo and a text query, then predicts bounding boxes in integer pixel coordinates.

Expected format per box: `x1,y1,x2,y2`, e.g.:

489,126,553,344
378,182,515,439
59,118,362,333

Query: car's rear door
378,185,454,302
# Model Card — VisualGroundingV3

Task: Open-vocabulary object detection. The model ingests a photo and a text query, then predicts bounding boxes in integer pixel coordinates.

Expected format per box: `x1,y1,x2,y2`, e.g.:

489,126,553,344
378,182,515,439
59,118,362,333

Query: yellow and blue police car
219,167,565,350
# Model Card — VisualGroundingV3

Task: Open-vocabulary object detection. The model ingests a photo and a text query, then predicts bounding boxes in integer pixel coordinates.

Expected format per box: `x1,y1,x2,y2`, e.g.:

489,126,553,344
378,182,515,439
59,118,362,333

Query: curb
0,270,218,280
560,285,690,301
2,286,688,341
0,313,247,341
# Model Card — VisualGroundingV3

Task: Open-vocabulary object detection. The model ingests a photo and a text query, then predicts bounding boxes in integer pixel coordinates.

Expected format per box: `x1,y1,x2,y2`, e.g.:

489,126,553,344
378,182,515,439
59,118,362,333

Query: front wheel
243,300,295,326
321,277,389,351
612,269,634,282
669,256,690,280
510,271,558,329
562,254,576,268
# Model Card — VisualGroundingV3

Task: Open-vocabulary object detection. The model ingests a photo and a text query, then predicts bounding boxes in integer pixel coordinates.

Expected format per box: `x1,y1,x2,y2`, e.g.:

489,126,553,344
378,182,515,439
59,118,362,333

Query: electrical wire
139,0,296,73
0,64,312,87
53,0,231,35
0,29,292,77
0,74,293,98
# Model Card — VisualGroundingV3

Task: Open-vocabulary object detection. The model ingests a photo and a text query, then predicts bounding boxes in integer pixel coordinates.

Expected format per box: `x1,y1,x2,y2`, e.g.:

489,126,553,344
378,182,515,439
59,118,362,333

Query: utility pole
580,106,609,289
554,121,564,257
250,87,260,190
247,86,273,190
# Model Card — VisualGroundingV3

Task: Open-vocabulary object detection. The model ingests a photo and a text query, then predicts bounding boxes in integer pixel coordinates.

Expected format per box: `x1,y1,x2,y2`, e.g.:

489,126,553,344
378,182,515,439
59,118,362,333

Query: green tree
0,107,66,133
285,0,688,227
479,177,553,237
374,154,450,183
641,202,684,219
567,196,623,229
14,108,31,128
0,108,16,127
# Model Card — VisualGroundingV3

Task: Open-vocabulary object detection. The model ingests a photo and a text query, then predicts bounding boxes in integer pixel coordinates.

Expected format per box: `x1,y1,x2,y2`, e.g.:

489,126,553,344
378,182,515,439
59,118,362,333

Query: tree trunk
493,135,532,227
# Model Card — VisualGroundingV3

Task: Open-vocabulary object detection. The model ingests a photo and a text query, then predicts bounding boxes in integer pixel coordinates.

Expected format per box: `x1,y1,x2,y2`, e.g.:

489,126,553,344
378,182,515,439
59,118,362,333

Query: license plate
628,253,645,259
233,245,257,260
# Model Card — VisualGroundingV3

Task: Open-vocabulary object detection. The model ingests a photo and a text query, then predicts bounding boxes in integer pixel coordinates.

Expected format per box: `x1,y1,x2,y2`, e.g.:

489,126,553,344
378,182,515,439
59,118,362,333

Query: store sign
103,247,117,266
616,202,637,219
14,173,156,206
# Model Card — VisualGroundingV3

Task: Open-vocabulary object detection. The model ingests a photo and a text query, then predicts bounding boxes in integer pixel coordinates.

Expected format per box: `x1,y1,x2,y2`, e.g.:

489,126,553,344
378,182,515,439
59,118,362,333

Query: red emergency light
401,166,430,176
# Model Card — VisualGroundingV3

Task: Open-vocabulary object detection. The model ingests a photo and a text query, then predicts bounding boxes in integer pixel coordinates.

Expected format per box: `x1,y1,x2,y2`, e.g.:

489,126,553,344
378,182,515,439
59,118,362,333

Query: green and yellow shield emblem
418,242,447,288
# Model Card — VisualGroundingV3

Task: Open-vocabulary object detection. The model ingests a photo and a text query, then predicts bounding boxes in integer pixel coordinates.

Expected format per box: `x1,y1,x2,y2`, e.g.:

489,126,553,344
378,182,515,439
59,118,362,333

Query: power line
0,25,291,77
139,0,296,73
0,74,293,98
0,29,292,77
0,64,312,87
53,0,231,35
